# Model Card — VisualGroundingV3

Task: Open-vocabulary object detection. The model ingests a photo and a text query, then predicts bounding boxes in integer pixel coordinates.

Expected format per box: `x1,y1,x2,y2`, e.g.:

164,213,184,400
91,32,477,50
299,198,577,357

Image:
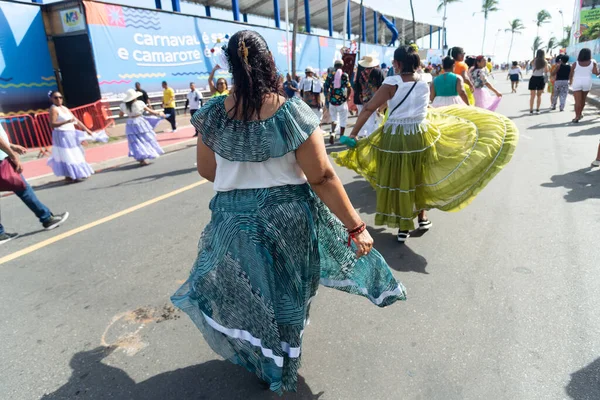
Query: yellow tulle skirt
465,85,475,105
332,105,519,231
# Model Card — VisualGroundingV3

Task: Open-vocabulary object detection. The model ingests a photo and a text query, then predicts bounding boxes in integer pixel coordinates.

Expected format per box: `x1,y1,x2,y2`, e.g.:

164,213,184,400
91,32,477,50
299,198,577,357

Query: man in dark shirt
283,73,299,98
135,82,151,108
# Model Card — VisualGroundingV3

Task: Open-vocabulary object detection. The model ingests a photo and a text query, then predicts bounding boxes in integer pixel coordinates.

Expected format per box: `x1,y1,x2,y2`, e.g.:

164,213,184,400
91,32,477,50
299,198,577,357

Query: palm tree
505,19,525,65
535,10,552,37
409,0,416,44
437,0,462,49
546,36,558,55
532,36,543,57
477,0,501,54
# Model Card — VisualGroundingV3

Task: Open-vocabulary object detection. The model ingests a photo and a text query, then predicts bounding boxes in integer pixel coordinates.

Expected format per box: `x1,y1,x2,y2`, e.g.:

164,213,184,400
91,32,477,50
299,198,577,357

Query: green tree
535,10,552,37
505,19,525,64
476,0,501,54
532,36,543,57
546,36,558,55
437,0,462,48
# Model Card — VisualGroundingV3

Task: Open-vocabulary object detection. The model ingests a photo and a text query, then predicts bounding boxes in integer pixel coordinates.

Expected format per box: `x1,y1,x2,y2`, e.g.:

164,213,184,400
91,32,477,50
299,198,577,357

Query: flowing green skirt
332,105,519,231
172,184,405,395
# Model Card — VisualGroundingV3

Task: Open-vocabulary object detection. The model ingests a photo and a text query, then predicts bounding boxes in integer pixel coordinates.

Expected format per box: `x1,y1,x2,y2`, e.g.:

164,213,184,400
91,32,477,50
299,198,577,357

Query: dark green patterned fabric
191,96,321,162
172,184,405,394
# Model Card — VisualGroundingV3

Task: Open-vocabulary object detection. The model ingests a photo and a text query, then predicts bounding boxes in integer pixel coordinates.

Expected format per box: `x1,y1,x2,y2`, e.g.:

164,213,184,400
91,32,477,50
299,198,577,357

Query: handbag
0,158,26,192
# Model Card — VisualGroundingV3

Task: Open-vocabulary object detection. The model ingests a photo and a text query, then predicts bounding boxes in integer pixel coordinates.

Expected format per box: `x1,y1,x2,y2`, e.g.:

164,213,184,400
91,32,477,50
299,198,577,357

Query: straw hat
123,89,143,103
358,55,380,68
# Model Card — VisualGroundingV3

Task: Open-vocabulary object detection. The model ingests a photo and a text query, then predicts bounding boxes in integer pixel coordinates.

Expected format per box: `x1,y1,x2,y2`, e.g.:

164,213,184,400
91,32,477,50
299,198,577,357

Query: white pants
356,104,379,138
329,103,349,128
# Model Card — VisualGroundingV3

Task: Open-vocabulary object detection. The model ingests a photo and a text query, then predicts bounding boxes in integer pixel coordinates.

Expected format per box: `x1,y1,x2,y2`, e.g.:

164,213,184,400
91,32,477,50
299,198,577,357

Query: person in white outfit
299,67,323,120
569,48,598,123
185,82,203,137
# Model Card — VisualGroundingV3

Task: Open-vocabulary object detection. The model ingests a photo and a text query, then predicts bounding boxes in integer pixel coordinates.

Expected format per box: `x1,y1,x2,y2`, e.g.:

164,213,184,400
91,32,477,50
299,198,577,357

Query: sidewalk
22,114,197,182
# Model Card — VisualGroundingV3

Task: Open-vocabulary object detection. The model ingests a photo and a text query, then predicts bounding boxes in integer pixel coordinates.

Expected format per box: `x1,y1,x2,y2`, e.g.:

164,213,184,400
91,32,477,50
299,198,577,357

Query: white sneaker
592,160,600,167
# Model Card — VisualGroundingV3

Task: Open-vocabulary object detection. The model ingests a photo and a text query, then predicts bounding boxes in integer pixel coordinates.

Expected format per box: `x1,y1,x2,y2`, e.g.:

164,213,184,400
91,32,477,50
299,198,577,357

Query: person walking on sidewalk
161,81,177,132
528,50,550,115
171,30,405,395
299,66,324,120
47,91,95,183
185,82,203,137
551,55,571,112
507,62,523,93
134,82,151,108
570,48,598,123
324,60,352,145
119,89,165,166
208,65,230,98
0,124,68,244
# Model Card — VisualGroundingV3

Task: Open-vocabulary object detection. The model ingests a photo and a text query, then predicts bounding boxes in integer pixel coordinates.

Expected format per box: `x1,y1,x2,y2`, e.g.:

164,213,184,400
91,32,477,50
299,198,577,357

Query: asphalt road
1,79,600,400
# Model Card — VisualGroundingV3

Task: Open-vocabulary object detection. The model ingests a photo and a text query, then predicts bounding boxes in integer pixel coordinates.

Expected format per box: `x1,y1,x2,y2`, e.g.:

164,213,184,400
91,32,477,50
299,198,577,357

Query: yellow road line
0,180,208,266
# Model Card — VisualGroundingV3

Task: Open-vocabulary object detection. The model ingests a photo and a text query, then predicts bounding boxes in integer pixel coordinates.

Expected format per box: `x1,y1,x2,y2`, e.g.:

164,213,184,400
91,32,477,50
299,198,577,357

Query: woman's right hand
352,229,374,258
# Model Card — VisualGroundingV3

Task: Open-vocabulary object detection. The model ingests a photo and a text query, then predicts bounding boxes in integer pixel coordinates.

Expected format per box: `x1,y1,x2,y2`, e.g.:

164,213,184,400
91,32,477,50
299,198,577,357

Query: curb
25,137,198,188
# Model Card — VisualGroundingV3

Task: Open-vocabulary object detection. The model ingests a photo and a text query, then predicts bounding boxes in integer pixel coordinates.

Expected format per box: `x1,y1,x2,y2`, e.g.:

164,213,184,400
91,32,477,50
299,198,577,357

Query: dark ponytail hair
126,99,135,112
393,45,420,74
442,56,455,71
450,47,464,60
226,30,283,121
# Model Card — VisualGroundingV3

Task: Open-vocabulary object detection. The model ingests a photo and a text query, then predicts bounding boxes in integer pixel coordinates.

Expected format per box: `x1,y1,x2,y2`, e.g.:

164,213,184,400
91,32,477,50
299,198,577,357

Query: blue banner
0,1,57,115
84,2,394,100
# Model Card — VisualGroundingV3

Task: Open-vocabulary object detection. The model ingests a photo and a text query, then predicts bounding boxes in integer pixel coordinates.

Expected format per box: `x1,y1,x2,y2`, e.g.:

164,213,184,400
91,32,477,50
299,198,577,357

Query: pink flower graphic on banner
106,5,126,27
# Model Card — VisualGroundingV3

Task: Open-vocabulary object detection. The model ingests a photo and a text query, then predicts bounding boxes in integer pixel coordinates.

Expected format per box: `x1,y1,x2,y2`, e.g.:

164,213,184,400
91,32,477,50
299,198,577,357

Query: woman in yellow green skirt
335,45,518,243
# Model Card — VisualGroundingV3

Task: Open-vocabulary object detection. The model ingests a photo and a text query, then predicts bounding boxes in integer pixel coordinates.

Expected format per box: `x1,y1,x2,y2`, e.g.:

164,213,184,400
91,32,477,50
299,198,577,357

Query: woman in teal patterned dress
171,30,405,395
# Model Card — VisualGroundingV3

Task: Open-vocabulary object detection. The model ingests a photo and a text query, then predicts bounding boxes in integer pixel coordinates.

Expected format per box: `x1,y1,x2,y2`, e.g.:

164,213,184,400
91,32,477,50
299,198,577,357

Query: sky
365,0,575,61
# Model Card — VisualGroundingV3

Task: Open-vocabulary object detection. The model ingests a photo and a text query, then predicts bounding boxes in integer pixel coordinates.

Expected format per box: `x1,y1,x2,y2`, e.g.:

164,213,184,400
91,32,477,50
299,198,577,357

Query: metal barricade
0,114,51,155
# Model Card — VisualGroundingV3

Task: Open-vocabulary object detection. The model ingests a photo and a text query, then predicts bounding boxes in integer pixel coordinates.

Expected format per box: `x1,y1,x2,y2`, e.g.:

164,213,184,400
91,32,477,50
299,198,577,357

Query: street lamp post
558,9,565,40
492,28,501,58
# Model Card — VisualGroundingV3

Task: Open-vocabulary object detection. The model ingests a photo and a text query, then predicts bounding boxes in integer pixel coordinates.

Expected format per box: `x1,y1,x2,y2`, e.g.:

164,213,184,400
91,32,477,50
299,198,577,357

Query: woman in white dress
47,91,95,182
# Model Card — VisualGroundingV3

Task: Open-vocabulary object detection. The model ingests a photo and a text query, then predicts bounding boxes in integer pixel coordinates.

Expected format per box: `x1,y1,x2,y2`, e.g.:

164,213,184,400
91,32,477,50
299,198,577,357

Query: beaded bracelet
347,222,366,246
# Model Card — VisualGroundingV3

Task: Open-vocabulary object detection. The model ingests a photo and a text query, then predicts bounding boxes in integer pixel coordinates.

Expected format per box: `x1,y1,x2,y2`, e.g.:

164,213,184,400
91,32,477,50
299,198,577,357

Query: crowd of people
3,26,600,397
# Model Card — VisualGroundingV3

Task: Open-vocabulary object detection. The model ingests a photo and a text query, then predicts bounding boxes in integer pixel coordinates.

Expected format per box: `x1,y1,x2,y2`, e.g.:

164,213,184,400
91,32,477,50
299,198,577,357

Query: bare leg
596,142,600,161
581,91,589,117
418,210,427,220
340,127,346,137
573,91,582,120
536,90,543,111
529,91,535,112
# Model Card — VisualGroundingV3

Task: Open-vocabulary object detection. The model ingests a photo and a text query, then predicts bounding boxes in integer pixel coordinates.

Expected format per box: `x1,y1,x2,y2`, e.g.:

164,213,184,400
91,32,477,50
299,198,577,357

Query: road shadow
41,347,323,400
541,167,600,203
565,357,600,400
369,227,429,274
569,126,600,137
93,167,198,189
343,179,376,216
342,179,429,274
